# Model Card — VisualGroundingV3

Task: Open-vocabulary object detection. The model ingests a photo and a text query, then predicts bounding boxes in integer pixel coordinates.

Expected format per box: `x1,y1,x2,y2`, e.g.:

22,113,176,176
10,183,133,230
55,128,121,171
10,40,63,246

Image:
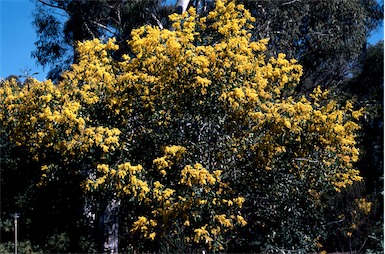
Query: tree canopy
32,0,383,88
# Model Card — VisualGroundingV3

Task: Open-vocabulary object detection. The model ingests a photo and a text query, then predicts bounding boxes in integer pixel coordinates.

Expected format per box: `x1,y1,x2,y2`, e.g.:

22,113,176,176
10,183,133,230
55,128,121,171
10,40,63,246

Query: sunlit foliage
0,0,368,252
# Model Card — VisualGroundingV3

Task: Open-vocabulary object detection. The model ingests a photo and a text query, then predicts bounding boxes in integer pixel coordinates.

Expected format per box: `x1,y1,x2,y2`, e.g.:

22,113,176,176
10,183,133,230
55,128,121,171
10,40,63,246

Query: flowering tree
0,0,368,252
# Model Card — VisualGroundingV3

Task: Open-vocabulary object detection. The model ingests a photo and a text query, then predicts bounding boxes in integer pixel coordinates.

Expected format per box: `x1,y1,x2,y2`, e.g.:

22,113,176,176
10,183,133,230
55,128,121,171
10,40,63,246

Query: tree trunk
176,0,191,14
101,198,120,253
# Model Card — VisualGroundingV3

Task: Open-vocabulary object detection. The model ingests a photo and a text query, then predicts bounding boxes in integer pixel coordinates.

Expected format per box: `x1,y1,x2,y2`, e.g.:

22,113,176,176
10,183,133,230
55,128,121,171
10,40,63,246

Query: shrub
0,0,365,252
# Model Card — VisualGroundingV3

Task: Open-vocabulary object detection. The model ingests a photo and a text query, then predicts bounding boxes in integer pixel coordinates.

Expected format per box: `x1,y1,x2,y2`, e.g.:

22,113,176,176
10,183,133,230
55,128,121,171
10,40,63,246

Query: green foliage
0,241,43,254
45,232,70,252
1,0,382,252
238,0,383,92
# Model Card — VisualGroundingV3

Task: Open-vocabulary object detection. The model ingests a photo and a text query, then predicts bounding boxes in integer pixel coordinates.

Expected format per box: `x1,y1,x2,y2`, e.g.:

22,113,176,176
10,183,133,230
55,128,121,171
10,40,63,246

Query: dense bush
0,0,375,252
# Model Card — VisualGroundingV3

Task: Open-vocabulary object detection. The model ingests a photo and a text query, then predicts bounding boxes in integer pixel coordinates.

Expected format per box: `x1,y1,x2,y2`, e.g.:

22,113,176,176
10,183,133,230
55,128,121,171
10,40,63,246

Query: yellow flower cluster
86,161,150,201
152,181,175,205
180,163,220,187
164,145,186,158
63,126,121,155
214,214,233,228
117,0,278,117
193,225,211,243
0,78,121,160
207,0,255,37
239,85,363,190
355,198,372,215
190,213,247,249
153,145,186,176
130,216,157,240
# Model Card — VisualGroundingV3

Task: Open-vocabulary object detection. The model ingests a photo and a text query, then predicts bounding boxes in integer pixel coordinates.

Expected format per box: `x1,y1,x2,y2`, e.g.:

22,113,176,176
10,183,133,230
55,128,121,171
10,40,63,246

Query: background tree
345,41,383,194
238,0,383,93
32,0,175,80
335,41,384,251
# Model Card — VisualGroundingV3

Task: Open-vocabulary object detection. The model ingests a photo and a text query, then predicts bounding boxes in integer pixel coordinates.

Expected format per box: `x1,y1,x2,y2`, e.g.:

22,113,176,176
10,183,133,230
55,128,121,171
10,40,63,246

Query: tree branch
151,13,164,30
91,21,119,37
145,8,164,30
37,0,68,14
281,0,301,6
293,158,319,163
357,237,368,253
83,21,96,39
324,218,345,226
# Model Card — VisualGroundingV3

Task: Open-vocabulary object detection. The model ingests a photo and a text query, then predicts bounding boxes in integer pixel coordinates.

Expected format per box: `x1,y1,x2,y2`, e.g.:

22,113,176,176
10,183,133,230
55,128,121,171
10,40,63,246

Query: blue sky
1,0,47,81
0,0,384,82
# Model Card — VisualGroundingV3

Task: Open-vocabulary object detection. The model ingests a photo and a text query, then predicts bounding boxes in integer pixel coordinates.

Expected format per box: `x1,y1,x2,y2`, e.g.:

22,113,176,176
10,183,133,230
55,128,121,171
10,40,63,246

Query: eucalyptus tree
32,0,174,80
239,0,383,92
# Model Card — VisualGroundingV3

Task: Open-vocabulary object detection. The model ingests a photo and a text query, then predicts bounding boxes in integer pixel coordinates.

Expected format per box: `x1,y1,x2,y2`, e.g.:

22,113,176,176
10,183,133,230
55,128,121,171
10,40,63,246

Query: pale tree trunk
176,0,191,14
176,0,211,16
101,198,120,253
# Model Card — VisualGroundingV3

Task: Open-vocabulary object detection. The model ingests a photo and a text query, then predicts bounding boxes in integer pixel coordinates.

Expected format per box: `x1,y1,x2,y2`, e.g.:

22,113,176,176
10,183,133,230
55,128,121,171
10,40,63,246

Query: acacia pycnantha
0,0,366,252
